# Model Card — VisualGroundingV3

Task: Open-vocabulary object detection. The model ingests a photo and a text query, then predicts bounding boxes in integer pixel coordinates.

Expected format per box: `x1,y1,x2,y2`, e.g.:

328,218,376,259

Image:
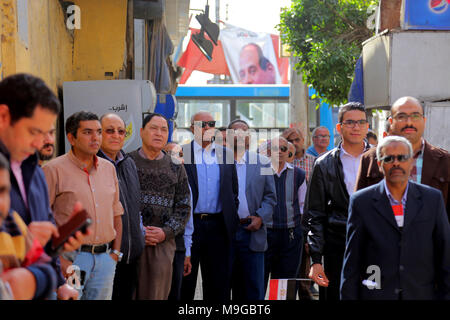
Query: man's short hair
217,127,227,132
282,128,303,140
142,113,169,129
227,119,249,129
0,153,9,171
338,102,367,123
0,73,60,124
376,136,413,162
311,126,329,138
65,111,99,138
241,43,272,71
366,131,377,141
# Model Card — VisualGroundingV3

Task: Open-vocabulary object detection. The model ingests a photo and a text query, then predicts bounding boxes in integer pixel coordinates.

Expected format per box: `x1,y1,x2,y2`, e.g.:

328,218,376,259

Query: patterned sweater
129,149,191,242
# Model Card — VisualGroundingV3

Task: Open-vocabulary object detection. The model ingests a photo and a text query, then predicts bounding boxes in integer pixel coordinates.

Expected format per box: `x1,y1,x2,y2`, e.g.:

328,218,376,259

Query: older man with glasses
341,136,450,300
97,113,144,300
264,136,306,296
306,126,331,157
355,96,450,218
180,111,239,302
305,102,370,301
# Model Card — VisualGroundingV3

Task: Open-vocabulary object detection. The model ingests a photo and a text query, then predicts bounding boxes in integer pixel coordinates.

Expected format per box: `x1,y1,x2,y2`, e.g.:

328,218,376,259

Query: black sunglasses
194,121,216,128
380,154,411,164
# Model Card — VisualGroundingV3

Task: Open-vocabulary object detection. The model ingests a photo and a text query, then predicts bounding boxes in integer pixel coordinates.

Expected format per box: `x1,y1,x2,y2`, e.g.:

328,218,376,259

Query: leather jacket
304,142,370,264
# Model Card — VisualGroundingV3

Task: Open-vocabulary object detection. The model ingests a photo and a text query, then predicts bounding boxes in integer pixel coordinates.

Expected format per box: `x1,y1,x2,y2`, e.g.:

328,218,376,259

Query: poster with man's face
219,24,281,84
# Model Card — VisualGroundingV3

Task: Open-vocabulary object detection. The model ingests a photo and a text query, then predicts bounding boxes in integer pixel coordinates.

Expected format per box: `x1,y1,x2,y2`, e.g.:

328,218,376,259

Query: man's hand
244,215,262,232
145,226,166,246
59,256,73,278
28,221,59,247
183,256,192,276
309,263,329,287
0,268,36,300
57,283,78,300
109,253,119,262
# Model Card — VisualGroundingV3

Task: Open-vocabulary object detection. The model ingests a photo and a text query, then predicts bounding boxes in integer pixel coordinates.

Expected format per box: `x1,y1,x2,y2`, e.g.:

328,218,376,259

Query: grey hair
376,136,413,161
312,126,329,137
190,111,213,125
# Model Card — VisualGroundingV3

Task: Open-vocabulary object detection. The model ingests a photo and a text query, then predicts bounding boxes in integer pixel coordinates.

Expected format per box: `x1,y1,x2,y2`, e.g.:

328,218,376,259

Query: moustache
401,126,417,132
388,167,405,176
42,143,54,149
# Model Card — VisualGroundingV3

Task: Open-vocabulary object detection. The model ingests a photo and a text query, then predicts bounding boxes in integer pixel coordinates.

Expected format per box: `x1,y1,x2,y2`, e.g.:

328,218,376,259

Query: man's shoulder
42,153,69,169
314,147,338,165
351,181,382,202
424,140,450,159
362,146,377,159
409,180,444,199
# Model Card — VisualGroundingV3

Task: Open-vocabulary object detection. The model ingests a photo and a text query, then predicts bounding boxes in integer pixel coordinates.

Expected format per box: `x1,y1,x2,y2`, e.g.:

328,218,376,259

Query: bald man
180,111,239,302
355,96,450,217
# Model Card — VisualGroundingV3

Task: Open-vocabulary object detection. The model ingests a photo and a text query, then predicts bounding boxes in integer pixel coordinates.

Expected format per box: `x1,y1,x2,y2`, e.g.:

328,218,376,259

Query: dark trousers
181,214,232,302
168,250,185,301
231,224,265,301
318,248,345,301
112,259,139,300
264,225,303,296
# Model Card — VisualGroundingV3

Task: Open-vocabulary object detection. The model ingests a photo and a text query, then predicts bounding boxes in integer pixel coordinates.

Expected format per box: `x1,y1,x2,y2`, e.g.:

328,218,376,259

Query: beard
38,144,55,161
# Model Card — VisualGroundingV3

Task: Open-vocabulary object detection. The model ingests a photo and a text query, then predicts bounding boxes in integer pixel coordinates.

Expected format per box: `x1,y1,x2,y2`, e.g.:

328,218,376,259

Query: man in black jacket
305,102,370,300
98,113,144,300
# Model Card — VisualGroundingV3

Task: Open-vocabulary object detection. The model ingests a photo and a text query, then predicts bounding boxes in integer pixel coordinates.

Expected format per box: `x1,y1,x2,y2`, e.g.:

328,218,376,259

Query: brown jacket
355,140,450,217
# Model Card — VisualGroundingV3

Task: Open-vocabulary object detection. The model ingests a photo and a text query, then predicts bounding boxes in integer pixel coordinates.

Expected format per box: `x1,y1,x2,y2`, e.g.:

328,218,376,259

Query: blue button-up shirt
194,141,222,214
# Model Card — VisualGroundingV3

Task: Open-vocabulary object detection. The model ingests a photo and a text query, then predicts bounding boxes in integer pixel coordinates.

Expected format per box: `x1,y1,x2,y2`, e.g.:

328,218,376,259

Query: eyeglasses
194,121,216,128
392,112,424,122
272,145,288,152
313,135,330,139
105,128,127,136
340,120,368,128
380,154,411,164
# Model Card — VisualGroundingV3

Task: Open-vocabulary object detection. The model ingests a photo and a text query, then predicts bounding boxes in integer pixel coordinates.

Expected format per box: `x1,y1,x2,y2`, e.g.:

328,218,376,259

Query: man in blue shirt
181,111,239,301
306,126,330,157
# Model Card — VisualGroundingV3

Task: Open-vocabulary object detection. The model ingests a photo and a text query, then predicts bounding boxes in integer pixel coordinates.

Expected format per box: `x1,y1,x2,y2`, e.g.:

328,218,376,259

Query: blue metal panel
175,85,290,98
319,102,335,149
404,0,450,30
154,94,177,142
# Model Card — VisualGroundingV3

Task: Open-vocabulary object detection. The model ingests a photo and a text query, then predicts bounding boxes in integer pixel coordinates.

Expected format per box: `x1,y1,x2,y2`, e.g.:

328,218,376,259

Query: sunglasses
194,121,216,128
105,128,127,136
272,145,288,152
380,154,411,164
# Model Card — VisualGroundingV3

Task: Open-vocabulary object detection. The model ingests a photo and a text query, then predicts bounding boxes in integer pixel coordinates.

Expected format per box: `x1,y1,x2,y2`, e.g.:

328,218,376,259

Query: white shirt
340,146,364,197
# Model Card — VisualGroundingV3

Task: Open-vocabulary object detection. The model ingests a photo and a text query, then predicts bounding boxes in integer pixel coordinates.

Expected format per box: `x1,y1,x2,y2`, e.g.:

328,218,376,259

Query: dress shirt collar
384,179,409,205
274,161,293,177
235,151,248,165
68,149,98,171
193,140,216,155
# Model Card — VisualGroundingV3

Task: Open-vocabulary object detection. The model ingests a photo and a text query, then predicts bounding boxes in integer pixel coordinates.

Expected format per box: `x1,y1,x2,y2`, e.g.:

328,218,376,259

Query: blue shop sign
403,0,450,30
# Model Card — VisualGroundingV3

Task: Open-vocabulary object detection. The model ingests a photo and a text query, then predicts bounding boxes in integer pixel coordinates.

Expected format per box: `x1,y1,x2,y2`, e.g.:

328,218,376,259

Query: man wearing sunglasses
97,113,144,300
305,102,370,301
181,111,239,301
355,96,449,218
265,136,306,296
341,136,450,300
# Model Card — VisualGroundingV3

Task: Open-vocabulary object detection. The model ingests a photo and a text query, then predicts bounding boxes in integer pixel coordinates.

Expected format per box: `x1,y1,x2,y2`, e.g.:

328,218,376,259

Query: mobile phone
49,209,92,257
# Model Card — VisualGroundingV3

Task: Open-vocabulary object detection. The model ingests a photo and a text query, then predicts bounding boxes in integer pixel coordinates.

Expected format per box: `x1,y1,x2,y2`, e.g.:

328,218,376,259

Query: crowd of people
0,73,449,300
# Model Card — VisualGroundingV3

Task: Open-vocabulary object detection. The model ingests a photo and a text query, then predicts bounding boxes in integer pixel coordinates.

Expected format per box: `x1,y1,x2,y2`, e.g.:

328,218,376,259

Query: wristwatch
111,249,123,262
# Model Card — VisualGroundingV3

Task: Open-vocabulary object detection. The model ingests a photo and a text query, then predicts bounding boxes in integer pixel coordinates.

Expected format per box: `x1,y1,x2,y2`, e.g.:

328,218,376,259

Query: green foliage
278,0,377,106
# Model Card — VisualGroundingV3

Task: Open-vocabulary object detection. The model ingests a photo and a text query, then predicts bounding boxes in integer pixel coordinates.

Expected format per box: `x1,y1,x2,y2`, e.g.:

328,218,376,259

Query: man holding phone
0,73,86,300
43,111,123,300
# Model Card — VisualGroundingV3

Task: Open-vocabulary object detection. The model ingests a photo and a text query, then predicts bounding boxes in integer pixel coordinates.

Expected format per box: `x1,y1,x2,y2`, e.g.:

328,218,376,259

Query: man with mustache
355,96,450,218
341,136,450,300
43,111,124,300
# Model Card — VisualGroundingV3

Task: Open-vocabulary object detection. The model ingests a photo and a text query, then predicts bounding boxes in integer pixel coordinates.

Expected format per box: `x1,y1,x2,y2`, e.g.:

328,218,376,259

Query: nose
31,137,44,151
